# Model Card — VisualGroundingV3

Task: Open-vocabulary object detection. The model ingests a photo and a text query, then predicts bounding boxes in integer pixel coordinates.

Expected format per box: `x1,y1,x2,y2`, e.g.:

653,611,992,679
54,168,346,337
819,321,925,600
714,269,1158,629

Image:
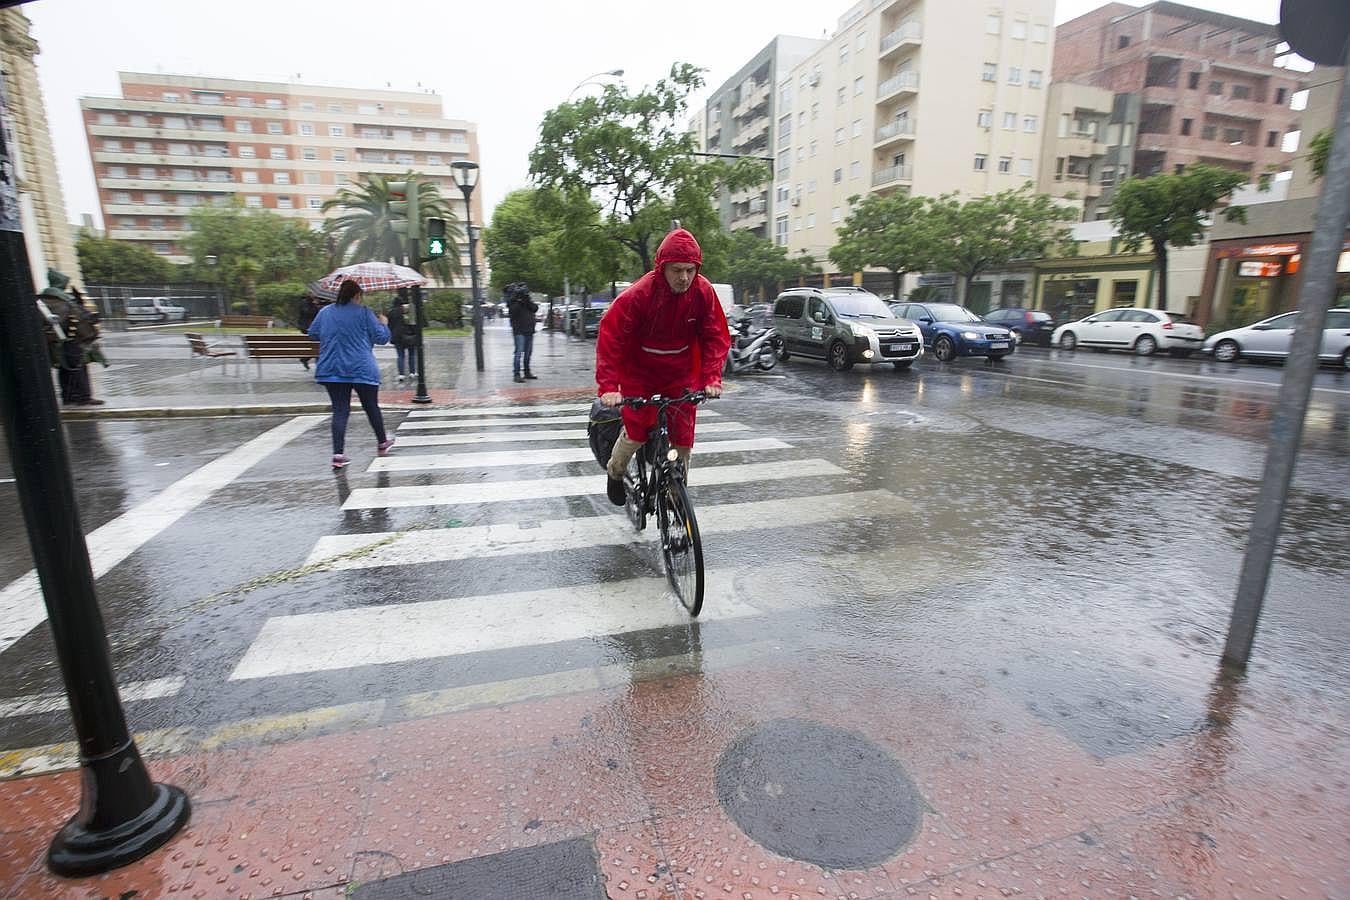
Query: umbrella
306,280,339,303
318,262,427,294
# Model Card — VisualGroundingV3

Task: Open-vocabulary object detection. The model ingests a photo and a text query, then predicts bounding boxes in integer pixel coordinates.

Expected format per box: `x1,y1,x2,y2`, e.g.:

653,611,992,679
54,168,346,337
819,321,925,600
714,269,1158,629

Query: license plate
889,343,916,352
990,342,1008,350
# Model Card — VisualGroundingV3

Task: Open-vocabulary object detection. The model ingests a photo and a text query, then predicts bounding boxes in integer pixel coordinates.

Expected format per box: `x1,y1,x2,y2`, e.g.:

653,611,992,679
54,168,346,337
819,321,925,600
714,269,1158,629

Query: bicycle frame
620,391,703,530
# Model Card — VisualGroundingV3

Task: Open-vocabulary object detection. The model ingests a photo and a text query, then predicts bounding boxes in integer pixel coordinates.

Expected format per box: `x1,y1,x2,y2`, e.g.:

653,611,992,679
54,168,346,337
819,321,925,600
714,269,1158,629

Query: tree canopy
828,192,935,300
76,231,180,283
322,172,460,280
1110,164,1250,309
482,187,621,298
181,201,330,311
722,230,818,302
529,62,765,273
1308,128,1331,181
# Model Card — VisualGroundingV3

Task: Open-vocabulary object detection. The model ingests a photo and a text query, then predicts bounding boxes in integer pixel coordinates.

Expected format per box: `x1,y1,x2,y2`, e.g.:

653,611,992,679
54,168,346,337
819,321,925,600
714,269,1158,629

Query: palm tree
322,172,462,281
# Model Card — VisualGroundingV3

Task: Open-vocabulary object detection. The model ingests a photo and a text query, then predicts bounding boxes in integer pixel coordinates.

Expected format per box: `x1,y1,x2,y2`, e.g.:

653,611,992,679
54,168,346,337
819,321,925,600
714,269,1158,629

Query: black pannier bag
587,398,623,469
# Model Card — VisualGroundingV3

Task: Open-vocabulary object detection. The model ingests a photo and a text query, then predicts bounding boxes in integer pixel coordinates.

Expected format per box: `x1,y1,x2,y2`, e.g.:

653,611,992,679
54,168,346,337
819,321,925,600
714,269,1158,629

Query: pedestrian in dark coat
506,282,538,383
38,269,103,406
297,293,322,370
386,299,418,383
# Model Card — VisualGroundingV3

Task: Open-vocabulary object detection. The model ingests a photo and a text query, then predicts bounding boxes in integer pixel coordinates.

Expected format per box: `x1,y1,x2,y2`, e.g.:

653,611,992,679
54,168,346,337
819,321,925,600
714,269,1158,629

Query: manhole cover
715,719,921,869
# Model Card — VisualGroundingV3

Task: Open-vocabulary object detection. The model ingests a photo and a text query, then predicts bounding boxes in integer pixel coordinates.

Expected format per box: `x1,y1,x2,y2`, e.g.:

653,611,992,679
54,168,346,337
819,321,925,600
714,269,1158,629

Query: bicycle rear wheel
657,476,704,616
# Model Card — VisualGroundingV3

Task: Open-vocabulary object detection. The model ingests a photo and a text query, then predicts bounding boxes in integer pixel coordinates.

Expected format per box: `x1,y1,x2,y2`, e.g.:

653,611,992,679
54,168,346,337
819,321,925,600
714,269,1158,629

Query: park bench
241,333,320,376
218,314,275,329
185,332,239,374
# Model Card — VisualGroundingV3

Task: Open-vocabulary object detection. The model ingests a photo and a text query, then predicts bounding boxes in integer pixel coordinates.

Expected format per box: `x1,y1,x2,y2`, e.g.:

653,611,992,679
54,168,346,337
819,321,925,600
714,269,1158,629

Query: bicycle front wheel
657,476,704,616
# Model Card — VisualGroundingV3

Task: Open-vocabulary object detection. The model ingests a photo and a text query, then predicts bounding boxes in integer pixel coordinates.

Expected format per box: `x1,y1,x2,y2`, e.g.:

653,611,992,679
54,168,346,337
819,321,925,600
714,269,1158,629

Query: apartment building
776,0,1055,272
1052,1,1306,215
703,36,826,238
80,73,480,268
1036,82,1115,220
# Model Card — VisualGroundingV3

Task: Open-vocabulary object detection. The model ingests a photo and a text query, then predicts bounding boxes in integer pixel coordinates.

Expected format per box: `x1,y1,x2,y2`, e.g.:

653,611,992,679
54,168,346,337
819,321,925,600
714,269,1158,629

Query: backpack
587,398,623,470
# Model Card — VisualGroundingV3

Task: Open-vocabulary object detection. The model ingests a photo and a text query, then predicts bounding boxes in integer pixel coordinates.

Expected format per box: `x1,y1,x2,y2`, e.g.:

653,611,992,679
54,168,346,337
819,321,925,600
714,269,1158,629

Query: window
852,119,862,137
807,179,818,194
793,218,802,232
1017,158,1032,176
172,168,192,181
307,197,323,210
1188,72,1201,89
856,32,866,52
778,114,792,141
162,92,181,102
1024,116,1038,132
1032,24,1048,42
1117,35,1130,49
329,125,345,137
107,167,127,180
1225,127,1246,144
837,87,846,106
1181,118,1193,135
1275,87,1288,105
104,140,123,152
144,192,162,204
265,99,284,109
1209,81,1224,95
242,170,258,183
1266,130,1279,147
839,44,849,64
811,102,819,120
273,172,291,184
112,191,131,204
135,141,152,154
807,213,816,228
775,217,788,246
1008,67,1022,85
809,140,817,157
97,112,116,124
332,149,346,162
831,207,842,223
238,145,256,158
1202,124,1217,140
277,196,293,209
1028,70,1043,88
163,116,187,130
245,195,263,208
427,131,444,142
427,154,442,165
204,145,227,157
138,166,156,179
986,14,1001,33
1174,163,1187,174
267,122,283,134
300,102,316,112
835,128,845,144
1232,84,1251,100
1011,20,1027,39
270,147,287,159
152,243,171,254
235,120,252,133
335,173,349,184
150,217,165,230
237,97,254,107
977,110,992,128
302,147,317,160
207,170,229,182
1003,112,1016,130
130,114,147,127
833,167,843,183
849,160,861,179
854,76,865,96
776,186,790,203
998,156,1012,173
776,149,790,177
982,63,997,82
974,154,988,171
300,123,315,136
798,111,806,127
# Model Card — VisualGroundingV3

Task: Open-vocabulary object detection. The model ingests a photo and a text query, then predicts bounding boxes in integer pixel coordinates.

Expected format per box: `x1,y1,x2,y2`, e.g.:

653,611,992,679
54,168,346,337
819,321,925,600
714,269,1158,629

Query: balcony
877,72,920,102
732,82,771,121
108,228,189,241
879,22,922,58
872,164,913,188
1057,133,1106,159
874,118,916,148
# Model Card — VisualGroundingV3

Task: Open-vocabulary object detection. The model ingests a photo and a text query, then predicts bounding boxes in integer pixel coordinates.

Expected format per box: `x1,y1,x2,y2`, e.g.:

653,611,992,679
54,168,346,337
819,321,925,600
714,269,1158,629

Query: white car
1203,308,1350,370
125,296,186,323
1052,307,1205,357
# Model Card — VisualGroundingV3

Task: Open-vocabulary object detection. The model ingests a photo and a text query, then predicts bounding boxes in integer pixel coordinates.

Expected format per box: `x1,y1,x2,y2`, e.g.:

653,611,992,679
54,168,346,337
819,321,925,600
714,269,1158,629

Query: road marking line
230,570,756,680
198,700,386,750
406,403,591,418
1039,359,1350,396
0,677,185,718
0,415,324,657
305,489,899,571
366,437,792,473
0,727,192,780
399,410,722,430
394,421,748,447
342,458,846,509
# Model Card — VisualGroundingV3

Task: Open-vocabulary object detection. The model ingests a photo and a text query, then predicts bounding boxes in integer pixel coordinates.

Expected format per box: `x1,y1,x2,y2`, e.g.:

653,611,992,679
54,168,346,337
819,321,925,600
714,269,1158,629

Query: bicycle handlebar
617,390,710,409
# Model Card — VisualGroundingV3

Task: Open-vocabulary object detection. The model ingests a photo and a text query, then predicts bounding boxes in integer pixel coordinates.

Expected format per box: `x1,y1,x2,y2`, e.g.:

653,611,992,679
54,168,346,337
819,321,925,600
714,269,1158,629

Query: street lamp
450,160,484,372
568,68,623,99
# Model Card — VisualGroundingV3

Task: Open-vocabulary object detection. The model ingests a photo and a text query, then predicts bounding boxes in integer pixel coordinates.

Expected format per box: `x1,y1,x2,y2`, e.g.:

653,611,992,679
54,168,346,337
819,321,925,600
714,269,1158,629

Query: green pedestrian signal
425,217,447,258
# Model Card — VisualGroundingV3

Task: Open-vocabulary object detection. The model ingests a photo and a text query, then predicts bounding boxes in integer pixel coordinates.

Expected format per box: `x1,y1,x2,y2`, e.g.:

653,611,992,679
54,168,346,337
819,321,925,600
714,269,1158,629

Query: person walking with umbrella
307,278,394,469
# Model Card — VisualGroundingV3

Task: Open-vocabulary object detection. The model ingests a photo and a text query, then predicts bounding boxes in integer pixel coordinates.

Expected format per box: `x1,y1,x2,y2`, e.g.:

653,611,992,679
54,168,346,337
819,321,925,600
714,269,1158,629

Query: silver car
1203,308,1350,370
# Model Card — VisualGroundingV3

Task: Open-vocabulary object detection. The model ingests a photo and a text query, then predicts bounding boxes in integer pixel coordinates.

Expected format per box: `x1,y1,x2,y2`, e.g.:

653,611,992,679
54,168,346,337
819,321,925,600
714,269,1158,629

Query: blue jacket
308,302,390,386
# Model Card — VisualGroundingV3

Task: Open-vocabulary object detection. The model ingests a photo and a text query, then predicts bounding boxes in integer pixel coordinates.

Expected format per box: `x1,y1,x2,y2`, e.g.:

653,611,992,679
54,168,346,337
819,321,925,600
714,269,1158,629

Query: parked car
772,286,923,370
889,301,1014,362
1052,307,1205,357
125,296,186,324
1203,308,1350,370
982,307,1055,347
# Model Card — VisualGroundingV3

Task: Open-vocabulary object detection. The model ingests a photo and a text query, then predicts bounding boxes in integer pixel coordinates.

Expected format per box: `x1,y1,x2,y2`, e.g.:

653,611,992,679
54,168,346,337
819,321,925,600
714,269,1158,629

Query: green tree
1308,128,1332,181
723,230,818,302
182,201,329,310
828,192,934,301
423,290,465,328
323,172,461,279
254,281,307,324
481,187,621,298
928,187,1076,304
76,230,178,283
529,62,765,272
1110,164,1251,310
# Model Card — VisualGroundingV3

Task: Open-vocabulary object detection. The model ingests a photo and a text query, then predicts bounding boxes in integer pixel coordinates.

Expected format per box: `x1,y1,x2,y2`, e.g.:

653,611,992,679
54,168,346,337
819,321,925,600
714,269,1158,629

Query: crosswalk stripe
304,489,899,570
0,677,185,719
366,437,791,473
341,458,846,509
229,571,754,680
394,421,748,447
406,403,590,418
398,410,722,430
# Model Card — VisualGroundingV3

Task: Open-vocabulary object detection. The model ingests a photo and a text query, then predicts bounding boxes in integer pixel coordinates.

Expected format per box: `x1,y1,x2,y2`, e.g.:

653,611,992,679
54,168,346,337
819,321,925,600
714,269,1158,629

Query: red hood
654,228,702,275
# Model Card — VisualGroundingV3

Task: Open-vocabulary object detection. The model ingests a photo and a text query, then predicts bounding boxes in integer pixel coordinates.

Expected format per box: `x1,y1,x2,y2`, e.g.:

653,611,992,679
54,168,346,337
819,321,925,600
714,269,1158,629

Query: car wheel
1214,339,1240,363
1059,331,1077,351
827,340,854,371
892,360,913,370
1341,349,1350,372
777,345,790,362
1134,334,1158,356
934,336,956,362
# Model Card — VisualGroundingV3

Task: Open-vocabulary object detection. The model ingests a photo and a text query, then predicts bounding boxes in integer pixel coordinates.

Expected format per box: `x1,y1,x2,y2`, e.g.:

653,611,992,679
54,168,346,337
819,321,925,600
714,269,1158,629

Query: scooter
724,315,781,375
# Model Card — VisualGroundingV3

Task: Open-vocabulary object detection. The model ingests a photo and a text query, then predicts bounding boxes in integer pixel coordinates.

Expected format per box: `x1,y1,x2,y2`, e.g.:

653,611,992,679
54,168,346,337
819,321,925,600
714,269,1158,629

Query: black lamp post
450,160,484,373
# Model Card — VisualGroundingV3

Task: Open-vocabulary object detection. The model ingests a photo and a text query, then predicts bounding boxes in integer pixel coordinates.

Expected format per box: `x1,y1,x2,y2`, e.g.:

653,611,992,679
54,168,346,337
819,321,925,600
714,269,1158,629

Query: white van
709,283,735,316
125,297,186,323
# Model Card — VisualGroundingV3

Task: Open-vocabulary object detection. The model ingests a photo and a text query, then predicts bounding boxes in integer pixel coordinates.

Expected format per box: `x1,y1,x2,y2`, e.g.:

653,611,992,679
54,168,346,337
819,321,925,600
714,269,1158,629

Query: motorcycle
724,314,781,375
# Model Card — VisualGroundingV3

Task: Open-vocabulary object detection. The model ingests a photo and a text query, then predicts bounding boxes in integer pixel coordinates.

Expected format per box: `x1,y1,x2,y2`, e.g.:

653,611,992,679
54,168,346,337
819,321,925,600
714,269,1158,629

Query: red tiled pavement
2,661,1347,899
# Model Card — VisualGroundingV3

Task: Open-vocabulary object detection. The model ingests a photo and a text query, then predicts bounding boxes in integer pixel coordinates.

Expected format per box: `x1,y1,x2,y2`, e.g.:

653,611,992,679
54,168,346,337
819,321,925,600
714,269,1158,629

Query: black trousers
57,342,92,403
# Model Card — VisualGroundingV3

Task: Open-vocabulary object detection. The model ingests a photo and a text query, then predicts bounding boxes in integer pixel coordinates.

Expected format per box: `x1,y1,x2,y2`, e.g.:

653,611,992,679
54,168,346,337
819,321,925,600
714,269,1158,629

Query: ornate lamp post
450,160,484,372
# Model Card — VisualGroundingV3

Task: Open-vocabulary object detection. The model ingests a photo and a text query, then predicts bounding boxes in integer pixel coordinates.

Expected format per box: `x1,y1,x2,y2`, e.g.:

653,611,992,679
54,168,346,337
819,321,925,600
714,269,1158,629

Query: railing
875,119,916,142
877,72,920,98
880,22,922,52
872,164,913,186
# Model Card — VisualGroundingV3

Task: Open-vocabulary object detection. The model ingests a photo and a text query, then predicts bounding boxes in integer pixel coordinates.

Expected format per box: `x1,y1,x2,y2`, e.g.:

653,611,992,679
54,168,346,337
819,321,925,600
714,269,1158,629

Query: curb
60,403,332,420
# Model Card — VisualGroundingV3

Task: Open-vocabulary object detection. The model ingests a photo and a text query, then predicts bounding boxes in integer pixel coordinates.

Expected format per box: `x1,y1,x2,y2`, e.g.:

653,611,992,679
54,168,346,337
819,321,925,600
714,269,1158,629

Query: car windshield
126,299,152,307
926,303,981,323
1029,311,1052,322
828,294,894,319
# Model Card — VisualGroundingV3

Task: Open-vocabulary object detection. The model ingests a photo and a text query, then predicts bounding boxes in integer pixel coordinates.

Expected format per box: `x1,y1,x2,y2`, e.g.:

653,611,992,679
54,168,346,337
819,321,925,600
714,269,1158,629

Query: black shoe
513,374,525,383
523,371,538,380
301,358,310,370
606,474,626,506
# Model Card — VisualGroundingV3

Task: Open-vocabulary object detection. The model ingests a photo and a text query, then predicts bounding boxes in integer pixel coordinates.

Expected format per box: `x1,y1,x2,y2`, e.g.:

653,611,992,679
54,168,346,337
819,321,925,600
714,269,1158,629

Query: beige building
777,0,1056,272
80,72,480,277
1286,64,1343,201
1,9,81,287
1036,82,1115,220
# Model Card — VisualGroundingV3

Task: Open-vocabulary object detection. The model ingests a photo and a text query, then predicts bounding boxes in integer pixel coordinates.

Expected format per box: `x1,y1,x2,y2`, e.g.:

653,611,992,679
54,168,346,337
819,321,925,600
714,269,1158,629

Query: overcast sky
27,0,1288,230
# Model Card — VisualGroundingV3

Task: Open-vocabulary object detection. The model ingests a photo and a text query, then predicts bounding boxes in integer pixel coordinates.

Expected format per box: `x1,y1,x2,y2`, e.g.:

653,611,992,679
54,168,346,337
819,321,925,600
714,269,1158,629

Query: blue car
890,301,1015,362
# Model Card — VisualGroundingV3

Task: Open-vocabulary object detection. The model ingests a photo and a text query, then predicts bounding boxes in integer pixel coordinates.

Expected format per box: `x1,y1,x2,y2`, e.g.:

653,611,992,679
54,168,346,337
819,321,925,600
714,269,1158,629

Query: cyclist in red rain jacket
597,228,732,505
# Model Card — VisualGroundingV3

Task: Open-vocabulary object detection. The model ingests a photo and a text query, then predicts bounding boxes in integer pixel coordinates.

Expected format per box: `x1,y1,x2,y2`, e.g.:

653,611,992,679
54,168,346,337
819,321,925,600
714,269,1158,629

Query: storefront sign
1237,260,1283,277
1241,243,1301,257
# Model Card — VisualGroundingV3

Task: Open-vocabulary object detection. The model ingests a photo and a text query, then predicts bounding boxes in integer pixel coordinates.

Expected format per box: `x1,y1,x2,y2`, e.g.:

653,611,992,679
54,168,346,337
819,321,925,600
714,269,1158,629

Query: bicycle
617,390,710,616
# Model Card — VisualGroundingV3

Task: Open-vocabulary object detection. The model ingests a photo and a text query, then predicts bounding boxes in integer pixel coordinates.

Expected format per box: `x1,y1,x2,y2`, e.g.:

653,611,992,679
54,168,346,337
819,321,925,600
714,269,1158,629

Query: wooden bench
219,314,275,329
185,332,239,374
241,333,320,376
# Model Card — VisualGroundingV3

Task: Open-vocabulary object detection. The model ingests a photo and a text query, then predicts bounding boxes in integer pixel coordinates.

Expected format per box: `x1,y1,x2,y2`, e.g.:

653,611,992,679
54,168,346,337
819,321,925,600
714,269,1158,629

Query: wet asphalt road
0,345,1347,769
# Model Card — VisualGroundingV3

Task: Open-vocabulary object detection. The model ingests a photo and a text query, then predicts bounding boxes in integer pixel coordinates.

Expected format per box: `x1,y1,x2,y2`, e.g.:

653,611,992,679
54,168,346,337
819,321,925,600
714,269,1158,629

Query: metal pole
0,121,189,877
410,281,431,404
1224,54,1350,669
464,193,484,372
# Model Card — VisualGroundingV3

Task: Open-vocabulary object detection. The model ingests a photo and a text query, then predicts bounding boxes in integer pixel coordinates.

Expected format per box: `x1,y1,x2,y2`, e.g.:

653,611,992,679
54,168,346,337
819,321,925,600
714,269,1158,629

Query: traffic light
426,217,446,258
388,179,420,241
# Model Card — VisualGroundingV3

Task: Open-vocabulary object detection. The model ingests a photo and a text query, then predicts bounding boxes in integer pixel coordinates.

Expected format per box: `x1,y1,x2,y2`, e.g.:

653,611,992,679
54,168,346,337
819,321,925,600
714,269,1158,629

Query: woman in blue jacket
308,279,394,469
